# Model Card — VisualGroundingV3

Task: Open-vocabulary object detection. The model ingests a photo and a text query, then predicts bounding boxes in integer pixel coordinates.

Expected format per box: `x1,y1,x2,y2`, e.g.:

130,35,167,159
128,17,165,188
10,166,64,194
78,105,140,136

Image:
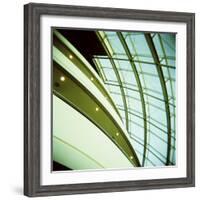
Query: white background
0,0,198,199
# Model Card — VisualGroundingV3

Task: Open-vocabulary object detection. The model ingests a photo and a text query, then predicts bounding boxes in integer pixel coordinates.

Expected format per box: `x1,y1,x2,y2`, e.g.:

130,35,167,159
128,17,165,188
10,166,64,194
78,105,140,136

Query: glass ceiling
93,31,176,167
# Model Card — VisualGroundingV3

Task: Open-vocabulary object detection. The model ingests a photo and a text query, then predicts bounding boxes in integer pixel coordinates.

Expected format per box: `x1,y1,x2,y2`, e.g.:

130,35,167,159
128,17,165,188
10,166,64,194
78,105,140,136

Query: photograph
52,28,176,171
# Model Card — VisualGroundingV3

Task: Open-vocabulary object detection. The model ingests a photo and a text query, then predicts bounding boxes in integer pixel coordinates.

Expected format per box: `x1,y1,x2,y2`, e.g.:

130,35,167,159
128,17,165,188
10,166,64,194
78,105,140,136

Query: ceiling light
60,76,65,82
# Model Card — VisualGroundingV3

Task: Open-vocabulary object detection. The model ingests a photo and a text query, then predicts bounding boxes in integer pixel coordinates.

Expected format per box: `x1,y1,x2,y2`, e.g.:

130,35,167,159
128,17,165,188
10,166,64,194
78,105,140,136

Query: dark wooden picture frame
24,3,195,197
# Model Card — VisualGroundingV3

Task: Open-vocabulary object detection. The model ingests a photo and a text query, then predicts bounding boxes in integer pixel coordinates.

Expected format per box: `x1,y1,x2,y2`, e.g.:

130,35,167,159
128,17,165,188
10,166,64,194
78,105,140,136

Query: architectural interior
52,28,176,171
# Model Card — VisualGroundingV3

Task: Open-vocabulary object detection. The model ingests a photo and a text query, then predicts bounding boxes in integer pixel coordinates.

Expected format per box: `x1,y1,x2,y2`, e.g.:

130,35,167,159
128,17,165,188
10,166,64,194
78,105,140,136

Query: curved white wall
53,95,133,170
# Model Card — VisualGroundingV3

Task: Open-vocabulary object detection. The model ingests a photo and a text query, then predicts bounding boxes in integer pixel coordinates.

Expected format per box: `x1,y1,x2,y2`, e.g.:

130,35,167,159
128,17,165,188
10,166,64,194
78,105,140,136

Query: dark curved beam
158,34,176,159
144,33,172,165
117,32,148,166
53,61,141,167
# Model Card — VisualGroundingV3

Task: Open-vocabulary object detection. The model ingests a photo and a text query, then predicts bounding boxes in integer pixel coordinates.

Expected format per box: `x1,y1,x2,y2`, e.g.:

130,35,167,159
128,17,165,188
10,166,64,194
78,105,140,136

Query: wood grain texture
24,3,195,197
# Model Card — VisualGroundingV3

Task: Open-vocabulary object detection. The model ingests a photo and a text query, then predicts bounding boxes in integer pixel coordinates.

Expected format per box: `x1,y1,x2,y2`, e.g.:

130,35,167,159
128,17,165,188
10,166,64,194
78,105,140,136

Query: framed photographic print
24,3,195,197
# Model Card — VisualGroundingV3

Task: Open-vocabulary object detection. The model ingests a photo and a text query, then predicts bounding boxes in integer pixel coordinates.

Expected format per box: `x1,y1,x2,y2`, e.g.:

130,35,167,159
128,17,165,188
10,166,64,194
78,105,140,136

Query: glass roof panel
120,70,137,86
98,57,113,68
128,34,152,56
114,59,133,71
142,74,162,91
152,34,164,58
94,30,176,166
102,67,117,82
105,32,126,56
136,62,158,75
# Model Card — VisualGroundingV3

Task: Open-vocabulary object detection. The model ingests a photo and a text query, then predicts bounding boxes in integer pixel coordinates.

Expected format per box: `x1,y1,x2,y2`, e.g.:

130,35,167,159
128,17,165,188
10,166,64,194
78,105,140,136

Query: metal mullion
92,58,105,81
108,83,176,108
141,71,176,82
148,129,176,145
127,35,151,141
125,95,142,103
146,101,165,112
149,116,168,130
135,53,175,60
143,92,175,107
144,158,156,166
93,59,125,119
111,92,142,104
147,101,175,119
111,74,173,102
161,37,175,51
103,66,133,73
131,136,166,165
147,142,168,160
123,82,142,90
134,59,175,69
104,80,119,85
147,143,170,162
118,101,173,135
117,32,148,166
128,109,172,134
131,53,176,60
143,87,164,98
145,33,172,165
158,34,176,141
158,34,176,101
93,55,176,69
133,149,156,166
129,119,145,129
93,58,108,82
129,109,168,134
97,32,130,134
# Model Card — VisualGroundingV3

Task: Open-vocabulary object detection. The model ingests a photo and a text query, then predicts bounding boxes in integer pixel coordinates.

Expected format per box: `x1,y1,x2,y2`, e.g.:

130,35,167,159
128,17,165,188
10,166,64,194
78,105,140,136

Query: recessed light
91,77,94,81
69,54,73,59
95,107,99,111
60,76,65,82
130,156,133,160
116,132,119,136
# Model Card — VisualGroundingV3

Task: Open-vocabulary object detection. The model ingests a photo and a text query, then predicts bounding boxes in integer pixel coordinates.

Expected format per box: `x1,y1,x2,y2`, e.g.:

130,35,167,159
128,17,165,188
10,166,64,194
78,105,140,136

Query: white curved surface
53,95,133,169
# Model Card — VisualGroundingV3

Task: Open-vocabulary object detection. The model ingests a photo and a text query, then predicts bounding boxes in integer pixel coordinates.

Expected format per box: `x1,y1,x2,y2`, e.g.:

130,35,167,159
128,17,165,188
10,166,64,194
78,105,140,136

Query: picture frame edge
24,3,195,197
